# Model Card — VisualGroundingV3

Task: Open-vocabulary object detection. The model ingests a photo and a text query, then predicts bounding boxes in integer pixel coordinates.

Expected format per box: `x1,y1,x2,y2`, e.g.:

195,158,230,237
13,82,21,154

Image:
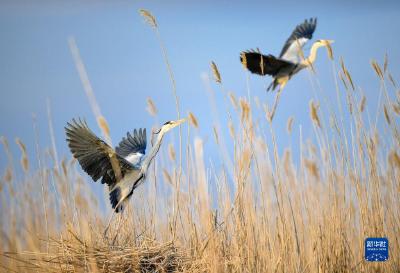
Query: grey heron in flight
240,18,333,91
65,118,186,214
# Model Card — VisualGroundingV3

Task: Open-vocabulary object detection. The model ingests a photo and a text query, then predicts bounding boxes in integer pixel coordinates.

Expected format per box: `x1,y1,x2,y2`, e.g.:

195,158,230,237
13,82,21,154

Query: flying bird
240,18,333,91
65,118,186,214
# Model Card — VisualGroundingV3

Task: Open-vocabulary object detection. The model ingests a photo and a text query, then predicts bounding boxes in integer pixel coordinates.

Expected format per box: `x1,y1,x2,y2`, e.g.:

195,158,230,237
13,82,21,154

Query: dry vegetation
1,9,400,273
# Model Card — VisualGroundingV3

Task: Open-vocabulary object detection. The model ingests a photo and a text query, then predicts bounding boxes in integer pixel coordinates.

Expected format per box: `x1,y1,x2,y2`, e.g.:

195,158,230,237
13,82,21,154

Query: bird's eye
163,121,172,126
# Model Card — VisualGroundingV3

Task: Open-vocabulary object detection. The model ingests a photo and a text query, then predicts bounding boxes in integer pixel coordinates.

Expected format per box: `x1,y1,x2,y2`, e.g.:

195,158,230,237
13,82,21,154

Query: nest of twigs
3,230,191,273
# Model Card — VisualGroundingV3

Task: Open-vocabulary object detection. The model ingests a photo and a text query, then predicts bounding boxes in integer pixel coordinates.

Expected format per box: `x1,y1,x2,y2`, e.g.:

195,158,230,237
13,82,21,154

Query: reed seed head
162,169,174,186
168,143,176,162
210,61,222,84
228,92,238,110
240,98,250,123
359,95,366,113
188,112,199,128
287,116,294,134
139,9,157,28
371,60,384,81
389,150,400,170
146,98,158,117
392,102,400,116
383,105,391,125
15,138,29,172
304,159,320,180
213,126,219,145
97,116,110,140
309,100,321,128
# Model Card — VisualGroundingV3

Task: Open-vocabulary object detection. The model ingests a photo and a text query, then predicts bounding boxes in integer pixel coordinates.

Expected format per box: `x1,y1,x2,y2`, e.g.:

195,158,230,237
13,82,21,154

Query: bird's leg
103,194,129,236
268,78,287,121
268,90,282,122
103,209,117,238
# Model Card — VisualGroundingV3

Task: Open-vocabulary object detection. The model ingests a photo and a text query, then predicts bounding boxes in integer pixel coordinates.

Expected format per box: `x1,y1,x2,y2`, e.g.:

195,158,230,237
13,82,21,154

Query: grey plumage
116,129,146,157
240,18,321,91
240,51,297,76
65,118,186,216
65,119,143,213
279,18,317,59
65,119,135,189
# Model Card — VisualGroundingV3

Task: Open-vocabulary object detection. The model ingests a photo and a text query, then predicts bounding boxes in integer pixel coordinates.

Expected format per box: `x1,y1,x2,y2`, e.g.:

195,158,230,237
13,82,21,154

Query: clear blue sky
1,0,399,177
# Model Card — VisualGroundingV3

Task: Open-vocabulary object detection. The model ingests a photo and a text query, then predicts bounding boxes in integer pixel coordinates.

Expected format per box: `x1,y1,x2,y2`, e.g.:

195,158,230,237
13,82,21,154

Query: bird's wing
65,119,135,189
279,18,317,63
115,128,147,166
240,51,294,76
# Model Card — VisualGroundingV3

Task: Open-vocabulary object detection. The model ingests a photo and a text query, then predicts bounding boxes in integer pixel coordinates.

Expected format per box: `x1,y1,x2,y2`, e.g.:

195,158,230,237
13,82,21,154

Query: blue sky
0,0,399,177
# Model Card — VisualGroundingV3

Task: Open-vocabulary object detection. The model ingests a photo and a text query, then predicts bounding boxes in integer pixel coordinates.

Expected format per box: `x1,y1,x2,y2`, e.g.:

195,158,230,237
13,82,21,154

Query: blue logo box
365,238,388,261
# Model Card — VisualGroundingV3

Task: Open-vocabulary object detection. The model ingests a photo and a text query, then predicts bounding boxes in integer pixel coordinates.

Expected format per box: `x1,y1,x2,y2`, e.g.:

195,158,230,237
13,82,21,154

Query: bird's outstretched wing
240,51,294,76
65,119,135,189
279,18,317,63
115,129,147,166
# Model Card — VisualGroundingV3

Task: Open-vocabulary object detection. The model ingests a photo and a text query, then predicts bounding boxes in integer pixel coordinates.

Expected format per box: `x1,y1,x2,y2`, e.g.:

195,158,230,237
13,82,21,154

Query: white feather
281,38,308,63
124,152,144,166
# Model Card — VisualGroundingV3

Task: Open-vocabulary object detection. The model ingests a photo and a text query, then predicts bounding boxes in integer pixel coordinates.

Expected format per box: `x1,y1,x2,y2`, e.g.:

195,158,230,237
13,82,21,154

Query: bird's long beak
171,118,187,128
322,40,334,60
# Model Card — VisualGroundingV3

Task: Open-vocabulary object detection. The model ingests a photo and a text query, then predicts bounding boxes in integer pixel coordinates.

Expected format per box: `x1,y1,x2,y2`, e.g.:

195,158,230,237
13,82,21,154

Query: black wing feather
240,51,294,76
279,18,317,58
115,128,147,157
65,118,134,188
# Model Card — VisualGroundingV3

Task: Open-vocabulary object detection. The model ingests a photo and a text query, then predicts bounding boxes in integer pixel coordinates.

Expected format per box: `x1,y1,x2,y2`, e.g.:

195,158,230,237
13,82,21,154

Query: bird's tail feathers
109,186,124,213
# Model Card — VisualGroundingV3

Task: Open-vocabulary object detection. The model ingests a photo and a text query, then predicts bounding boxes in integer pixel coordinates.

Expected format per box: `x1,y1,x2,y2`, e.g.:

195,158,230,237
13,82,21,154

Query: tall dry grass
1,11,400,273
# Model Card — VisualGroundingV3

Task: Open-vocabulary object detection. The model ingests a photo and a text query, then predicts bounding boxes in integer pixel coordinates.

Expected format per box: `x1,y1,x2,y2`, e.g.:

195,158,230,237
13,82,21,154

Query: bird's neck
141,133,164,173
300,43,322,67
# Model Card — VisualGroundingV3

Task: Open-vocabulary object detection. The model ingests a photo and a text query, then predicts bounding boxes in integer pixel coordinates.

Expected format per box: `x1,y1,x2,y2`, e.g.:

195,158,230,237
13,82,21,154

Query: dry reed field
1,10,400,273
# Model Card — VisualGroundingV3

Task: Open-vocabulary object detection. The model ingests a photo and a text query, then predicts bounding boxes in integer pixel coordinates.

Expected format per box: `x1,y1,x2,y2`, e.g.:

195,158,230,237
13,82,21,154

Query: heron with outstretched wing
240,18,333,91
65,118,186,216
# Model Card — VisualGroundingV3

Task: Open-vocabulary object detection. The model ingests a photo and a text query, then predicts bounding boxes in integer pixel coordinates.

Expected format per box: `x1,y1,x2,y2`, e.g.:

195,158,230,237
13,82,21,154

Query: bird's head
150,119,186,146
159,119,187,134
316,39,334,47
